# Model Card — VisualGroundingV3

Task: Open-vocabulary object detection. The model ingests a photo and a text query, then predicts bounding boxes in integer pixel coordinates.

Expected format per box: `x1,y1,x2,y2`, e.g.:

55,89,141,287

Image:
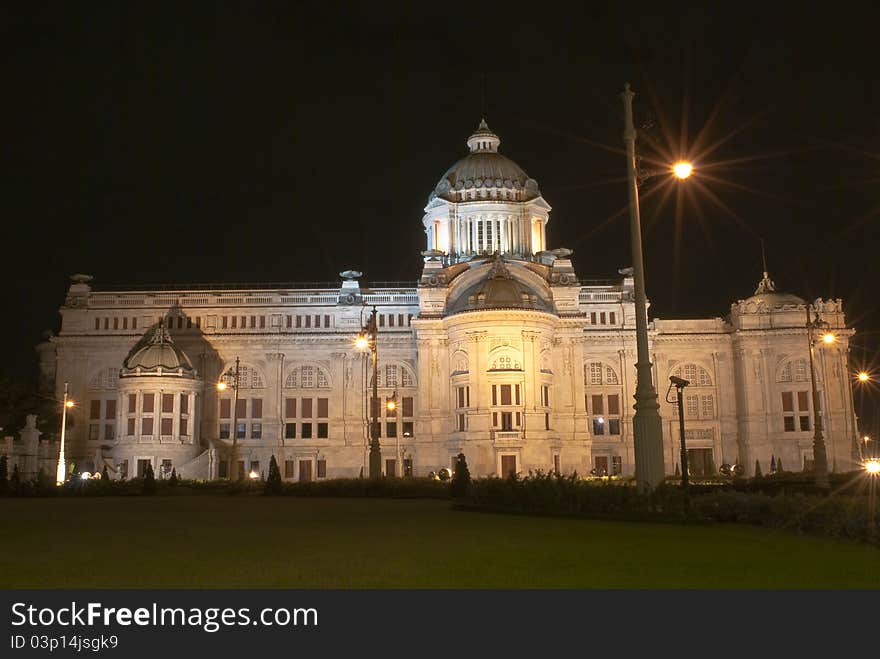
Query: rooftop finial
466,118,500,153
754,238,776,294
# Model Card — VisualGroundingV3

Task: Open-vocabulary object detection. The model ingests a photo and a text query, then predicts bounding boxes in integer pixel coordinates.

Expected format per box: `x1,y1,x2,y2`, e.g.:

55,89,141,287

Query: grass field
1,496,877,588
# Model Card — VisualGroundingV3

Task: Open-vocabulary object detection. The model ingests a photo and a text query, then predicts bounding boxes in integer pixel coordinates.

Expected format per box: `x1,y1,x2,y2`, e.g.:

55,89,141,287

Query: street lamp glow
355,335,369,350
216,381,227,391
821,332,836,344
65,400,75,408
672,161,693,179
248,470,259,480
864,459,880,475
386,399,396,412
857,371,870,382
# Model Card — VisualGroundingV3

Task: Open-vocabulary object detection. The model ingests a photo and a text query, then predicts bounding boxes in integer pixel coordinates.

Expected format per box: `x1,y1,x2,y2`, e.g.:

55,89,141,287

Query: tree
770,455,776,473
101,465,110,482
168,468,178,486
143,463,157,495
777,458,783,472
754,460,763,478
265,455,282,495
450,453,471,498
0,454,7,495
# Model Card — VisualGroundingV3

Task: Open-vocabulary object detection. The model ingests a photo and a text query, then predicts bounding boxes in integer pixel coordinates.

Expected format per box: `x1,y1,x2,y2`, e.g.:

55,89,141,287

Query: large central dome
428,119,541,203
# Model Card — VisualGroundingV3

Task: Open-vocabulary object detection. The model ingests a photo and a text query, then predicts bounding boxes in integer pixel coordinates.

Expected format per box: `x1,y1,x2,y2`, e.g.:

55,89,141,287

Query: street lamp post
357,307,382,479
217,356,241,480
806,304,831,490
667,376,691,498
55,382,74,485
621,83,666,492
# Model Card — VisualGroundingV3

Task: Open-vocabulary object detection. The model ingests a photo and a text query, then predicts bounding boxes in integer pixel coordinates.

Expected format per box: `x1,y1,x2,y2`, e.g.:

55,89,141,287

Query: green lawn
1,496,877,588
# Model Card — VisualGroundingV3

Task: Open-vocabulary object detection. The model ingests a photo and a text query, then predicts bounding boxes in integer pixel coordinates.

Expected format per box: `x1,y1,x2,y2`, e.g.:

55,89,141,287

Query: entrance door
385,459,397,477
501,412,513,431
298,460,312,482
137,459,151,478
594,456,609,476
686,449,714,476
501,455,517,478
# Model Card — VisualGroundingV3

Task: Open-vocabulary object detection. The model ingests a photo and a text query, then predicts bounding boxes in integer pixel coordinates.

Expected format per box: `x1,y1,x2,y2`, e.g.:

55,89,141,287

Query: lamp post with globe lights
806,303,836,490
621,83,694,492
55,382,75,485
356,306,382,479
217,356,241,480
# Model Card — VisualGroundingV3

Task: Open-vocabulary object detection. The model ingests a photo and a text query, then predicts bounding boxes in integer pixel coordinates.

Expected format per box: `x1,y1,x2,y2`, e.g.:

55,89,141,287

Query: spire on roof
466,119,500,153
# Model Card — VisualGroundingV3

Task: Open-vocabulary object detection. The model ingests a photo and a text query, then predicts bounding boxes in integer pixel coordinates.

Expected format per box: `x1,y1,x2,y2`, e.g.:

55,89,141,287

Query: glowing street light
672,161,693,180
217,357,241,480
857,371,871,383
355,334,370,351
865,459,880,475
55,383,74,485
821,332,837,345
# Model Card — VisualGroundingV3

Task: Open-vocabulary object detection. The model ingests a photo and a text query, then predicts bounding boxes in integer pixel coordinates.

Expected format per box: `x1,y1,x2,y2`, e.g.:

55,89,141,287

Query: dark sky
3,3,879,427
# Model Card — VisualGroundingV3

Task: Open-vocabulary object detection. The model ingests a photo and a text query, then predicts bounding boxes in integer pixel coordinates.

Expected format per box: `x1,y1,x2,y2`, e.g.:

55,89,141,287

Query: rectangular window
593,418,605,435
285,397,297,418
386,421,397,437
218,460,229,478
799,415,810,431
128,393,137,413
142,417,153,436
784,416,795,432
296,316,302,328
103,318,109,330
542,386,550,407
491,385,497,406
251,422,262,439
302,398,313,418
162,393,174,413
797,391,809,411
132,317,138,329
284,460,295,478
500,384,512,406
231,316,237,329
180,394,188,414
781,392,794,412
251,398,263,419
222,316,228,329
90,400,101,420
236,422,246,439
127,418,135,436
313,314,320,328
285,423,296,439
600,312,606,324
95,318,100,330
220,398,231,419
89,423,99,440
607,394,620,416
142,393,154,414
610,312,616,325
123,317,128,330
590,312,596,324
389,315,395,327
180,417,188,435
219,423,230,439
317,422,328,438
458,414,466,431
553,454,561,474
608,418,621,435
250,316,256,328
591,395,604,415
458,387,465,408
379,314,385,327
161,417,173,435
324,315,330,328
259,316,265,329
612,456,622,475
317,459,327,478
235,399,246,419
286,315,292,328
301,423,312,439
401,397,414,417
401,421,413,437
545,412,550,430
317,398,328,418
104,425,115,440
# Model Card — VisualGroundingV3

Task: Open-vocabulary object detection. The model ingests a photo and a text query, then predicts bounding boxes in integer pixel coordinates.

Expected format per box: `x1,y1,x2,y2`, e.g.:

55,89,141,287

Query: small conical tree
754,460,763,478
265,455,282,495
0,454,7,495
10,463,21,486
450,453,471,498
101,465,110,482
142,462,157,495
777,457,783,473
770,455,776,473
168,468,178,486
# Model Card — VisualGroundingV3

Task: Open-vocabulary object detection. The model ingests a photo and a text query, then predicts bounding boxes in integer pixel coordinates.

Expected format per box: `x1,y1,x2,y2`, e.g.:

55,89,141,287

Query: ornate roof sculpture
740,271,805,310
120,324,197,378
428,119,541,204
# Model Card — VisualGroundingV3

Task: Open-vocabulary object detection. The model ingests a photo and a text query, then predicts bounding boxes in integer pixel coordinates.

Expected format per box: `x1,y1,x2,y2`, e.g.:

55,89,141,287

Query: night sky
3,3,879,427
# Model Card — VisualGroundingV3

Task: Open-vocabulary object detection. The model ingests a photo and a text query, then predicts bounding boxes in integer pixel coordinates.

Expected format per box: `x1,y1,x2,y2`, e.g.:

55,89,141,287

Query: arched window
489,352,522,371
451,352,469,374
778,359,811,383
375,363,415,389
670,363,715,419
584,362,618,386
89,367,120,390
285,365,330,389
235,364,264,389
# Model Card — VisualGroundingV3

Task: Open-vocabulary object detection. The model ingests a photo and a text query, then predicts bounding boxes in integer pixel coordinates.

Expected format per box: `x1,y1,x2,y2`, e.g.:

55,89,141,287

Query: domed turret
121,324,196,378
423,120,550,262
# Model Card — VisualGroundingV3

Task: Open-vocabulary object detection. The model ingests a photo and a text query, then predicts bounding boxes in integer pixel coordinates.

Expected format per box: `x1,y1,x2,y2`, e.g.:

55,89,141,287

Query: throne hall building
31,120,859,482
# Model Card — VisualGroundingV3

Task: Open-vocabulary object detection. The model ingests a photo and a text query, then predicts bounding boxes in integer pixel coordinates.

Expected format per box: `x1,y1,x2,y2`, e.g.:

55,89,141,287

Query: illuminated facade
34,121,860,481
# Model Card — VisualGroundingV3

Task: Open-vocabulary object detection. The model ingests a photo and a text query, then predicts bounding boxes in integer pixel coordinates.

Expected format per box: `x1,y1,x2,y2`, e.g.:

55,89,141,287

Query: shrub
101,465,110,482
265,455,282,495
277,477,449,499
142,463,157,495
450,453,471,498
754,460,762,477
168,468,178,486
